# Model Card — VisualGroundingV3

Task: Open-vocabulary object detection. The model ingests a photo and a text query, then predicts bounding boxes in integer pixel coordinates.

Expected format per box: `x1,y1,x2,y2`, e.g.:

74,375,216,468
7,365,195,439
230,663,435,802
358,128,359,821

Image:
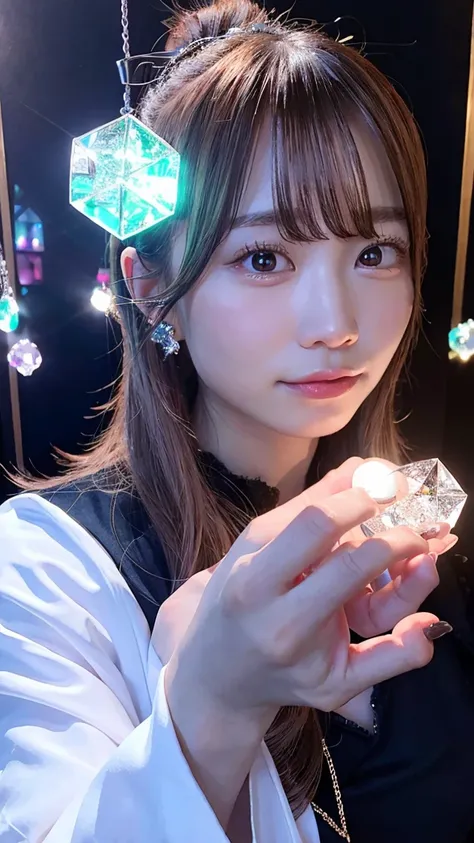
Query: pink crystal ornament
8,338,42,377
361,459,467,536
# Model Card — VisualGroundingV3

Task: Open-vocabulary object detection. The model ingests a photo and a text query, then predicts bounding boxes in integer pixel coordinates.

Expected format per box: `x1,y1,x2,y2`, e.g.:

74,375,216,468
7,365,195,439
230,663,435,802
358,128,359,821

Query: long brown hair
22,0,428,817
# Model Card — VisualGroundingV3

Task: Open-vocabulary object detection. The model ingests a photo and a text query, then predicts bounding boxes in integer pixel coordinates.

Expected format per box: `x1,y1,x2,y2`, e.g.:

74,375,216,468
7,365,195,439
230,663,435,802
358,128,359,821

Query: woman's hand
153,457,456,664
153,456,364,665
156,457,453,829
333,457,457,638
160,458,449,717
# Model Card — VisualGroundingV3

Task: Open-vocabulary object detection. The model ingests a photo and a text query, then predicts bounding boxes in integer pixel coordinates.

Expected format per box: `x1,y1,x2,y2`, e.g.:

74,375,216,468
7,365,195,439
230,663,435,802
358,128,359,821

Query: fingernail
428,552,438,564
422,525,441,539
423,621,453,641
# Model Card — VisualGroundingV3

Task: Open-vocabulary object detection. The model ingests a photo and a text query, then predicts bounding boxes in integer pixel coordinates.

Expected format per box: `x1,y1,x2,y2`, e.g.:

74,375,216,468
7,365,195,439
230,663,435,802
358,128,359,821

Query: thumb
346,611,447,695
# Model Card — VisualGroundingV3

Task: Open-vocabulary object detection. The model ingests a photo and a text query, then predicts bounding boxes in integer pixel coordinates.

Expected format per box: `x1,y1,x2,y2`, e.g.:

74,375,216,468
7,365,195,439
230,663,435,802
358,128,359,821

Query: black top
39,456,474,843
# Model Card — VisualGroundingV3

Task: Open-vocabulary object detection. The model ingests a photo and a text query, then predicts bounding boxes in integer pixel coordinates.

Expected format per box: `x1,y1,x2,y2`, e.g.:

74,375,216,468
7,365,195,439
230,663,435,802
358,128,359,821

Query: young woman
1,2,473,842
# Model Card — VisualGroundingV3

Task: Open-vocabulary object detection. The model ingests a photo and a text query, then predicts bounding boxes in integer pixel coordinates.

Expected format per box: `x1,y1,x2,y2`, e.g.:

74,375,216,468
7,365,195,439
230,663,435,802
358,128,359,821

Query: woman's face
141,123,414,444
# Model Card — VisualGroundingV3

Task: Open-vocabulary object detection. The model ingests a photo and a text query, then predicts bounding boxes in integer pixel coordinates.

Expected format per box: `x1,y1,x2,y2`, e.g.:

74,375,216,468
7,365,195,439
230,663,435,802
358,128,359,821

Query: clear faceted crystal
449,319,474,361
151,322,180,358
70,114,181,239
7,338,42,377
362,459,467,536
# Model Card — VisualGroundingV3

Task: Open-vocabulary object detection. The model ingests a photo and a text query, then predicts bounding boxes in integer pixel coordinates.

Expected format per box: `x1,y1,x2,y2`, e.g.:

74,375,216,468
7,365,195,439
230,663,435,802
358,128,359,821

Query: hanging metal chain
0,242,10,299
121,0,130,58
312,739,350,842
120,0,132,113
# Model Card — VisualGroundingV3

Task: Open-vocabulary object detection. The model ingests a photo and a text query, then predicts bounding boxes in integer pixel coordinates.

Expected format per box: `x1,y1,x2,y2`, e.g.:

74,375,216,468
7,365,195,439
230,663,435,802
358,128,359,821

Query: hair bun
164,0,269,51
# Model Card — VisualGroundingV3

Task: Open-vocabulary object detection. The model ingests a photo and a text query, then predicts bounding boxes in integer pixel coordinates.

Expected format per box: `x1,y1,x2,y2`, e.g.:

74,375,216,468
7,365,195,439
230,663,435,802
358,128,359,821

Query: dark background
0,0,473,548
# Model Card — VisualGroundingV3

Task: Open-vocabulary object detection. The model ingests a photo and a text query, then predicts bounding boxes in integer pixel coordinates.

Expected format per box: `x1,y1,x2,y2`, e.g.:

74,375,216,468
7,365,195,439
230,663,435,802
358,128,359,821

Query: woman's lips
280,374,362,399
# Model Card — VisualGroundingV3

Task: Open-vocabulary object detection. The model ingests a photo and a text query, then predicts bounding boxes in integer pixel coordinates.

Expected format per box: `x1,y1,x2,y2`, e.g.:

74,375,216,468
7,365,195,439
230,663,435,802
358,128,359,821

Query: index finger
287,527,429,620
243,457,364,549
246,487,379,595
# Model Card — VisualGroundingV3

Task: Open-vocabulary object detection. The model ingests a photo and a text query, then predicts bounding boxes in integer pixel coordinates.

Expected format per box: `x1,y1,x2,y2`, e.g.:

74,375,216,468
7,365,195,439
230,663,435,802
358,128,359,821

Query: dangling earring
150,321,180,359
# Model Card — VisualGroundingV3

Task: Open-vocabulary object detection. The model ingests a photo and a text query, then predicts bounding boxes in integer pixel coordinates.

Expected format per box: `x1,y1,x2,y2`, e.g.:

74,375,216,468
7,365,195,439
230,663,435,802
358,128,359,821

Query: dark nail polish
423,621,453,641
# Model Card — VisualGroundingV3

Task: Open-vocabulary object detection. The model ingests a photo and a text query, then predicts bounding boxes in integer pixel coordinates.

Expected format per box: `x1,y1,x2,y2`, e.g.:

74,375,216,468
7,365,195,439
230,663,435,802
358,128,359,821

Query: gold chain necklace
311,738,350,842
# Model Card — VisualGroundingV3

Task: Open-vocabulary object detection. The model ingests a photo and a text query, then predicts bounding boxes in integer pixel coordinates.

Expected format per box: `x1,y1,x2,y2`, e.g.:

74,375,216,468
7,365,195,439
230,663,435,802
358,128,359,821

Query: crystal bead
0,295,19,333
7,338,42,376
361,459,467,536
449,319,474,361
70,114,181,239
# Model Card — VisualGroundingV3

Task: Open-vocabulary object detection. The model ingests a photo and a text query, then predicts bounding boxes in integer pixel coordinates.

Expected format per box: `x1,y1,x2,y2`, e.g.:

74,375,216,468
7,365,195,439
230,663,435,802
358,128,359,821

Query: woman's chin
268,409,360,440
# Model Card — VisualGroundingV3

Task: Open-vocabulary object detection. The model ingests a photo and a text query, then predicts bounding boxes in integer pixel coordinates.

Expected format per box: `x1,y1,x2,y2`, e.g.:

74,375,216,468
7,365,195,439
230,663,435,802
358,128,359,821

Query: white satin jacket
0,494,321,843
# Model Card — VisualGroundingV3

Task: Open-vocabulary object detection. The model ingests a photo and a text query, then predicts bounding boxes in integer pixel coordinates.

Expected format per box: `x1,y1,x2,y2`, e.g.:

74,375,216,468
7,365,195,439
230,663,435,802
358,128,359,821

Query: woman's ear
121,247,160,317
120,246,183,340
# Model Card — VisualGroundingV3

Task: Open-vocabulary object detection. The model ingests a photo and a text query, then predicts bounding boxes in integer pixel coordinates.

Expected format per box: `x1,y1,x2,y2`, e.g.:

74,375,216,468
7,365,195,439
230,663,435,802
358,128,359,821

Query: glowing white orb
90,285,112,313
352,460,398,504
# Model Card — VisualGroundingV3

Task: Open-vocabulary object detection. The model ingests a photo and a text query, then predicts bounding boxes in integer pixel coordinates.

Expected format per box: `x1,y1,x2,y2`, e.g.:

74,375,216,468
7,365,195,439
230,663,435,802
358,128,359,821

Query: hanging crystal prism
8,338,42,377
0,293,19,333
70,113,181,239
361,459,467,537
449,319,474,362
0,249,19,332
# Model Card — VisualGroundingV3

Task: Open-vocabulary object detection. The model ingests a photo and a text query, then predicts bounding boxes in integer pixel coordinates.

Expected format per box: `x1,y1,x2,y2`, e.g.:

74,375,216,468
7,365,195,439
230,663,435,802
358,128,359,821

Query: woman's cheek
360,278,413,356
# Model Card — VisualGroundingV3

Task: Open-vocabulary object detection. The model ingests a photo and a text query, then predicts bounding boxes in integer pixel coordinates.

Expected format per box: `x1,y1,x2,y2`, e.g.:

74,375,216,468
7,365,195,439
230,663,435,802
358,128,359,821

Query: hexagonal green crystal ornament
70,114,180,239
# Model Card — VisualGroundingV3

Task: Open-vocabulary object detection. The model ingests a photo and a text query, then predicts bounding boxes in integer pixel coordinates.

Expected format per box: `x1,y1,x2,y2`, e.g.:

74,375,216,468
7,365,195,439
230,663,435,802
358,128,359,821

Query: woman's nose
295,273,359,350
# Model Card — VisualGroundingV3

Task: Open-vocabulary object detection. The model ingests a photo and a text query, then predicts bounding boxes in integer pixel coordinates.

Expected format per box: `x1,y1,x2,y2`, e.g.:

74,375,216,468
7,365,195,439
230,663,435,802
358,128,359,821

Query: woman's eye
357,244,401,270
240,249,293,274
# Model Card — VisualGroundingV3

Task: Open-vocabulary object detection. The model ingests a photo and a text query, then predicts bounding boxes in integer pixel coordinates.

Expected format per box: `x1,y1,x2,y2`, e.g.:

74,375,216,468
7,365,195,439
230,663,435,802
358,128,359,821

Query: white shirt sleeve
0,494,319,843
